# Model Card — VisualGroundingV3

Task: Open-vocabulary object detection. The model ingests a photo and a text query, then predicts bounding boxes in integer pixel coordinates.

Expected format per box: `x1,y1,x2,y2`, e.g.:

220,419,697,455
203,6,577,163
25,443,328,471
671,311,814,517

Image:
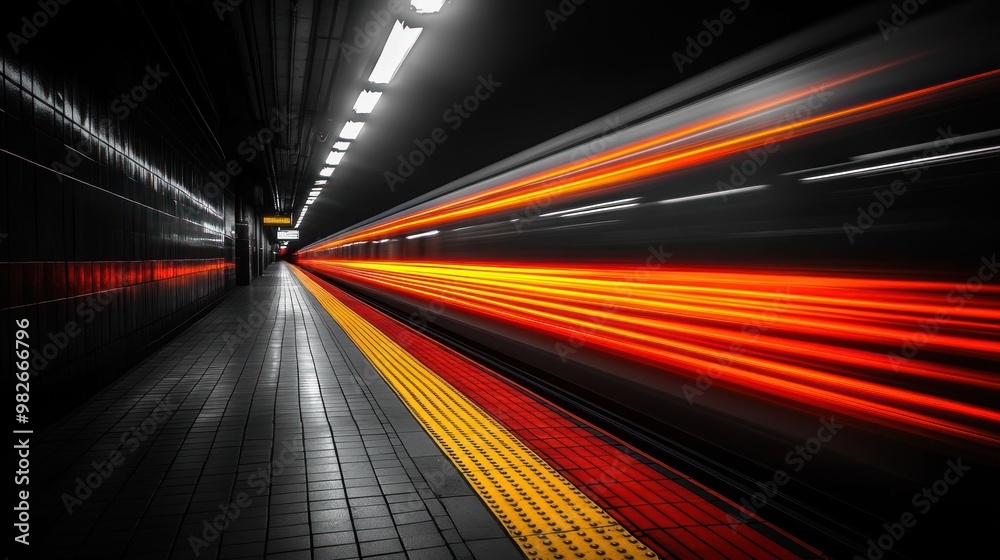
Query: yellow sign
262,215,292,226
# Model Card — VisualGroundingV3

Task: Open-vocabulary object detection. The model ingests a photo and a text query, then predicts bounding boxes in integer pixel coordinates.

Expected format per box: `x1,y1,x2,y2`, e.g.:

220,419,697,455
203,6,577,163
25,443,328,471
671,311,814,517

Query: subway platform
28,264,821,560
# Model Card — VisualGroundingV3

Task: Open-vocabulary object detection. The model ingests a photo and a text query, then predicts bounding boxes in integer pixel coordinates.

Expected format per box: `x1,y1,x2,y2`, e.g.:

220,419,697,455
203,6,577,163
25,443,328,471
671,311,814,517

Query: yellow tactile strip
291,265,659,559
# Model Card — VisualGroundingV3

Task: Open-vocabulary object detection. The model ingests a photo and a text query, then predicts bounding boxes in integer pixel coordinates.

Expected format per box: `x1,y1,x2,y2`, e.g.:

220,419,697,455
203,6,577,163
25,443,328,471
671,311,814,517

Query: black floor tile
29,266,510,559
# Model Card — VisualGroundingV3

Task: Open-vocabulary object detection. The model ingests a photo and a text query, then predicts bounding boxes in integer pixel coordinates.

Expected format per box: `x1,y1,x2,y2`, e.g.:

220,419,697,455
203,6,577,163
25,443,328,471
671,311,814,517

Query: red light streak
301,68,1000,253
298,259,1000,447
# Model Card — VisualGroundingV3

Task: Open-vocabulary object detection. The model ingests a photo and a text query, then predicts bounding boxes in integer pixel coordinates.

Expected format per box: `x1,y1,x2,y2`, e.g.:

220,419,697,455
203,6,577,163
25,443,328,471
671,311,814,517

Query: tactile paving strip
291,265,659,559
296,267,822,560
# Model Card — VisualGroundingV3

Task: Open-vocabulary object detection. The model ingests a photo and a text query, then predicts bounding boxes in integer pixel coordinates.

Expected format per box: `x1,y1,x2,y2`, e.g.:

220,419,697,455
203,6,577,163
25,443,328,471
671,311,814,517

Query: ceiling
9,0,882,248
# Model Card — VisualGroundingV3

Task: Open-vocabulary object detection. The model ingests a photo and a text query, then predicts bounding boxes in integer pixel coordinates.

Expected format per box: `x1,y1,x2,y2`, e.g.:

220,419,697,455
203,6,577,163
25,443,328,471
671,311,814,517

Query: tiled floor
300,267,823,560
30,265,519,560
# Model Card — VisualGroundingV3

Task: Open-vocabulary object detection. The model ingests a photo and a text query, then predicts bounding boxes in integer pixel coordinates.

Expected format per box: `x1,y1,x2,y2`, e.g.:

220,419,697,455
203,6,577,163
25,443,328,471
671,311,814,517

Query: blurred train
296,4,1000,558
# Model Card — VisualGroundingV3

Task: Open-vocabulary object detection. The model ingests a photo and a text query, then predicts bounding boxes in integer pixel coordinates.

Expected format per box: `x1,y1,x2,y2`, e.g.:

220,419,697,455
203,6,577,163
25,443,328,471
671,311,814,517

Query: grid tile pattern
29,265,515,559
290,264,658,560
299,267,825,560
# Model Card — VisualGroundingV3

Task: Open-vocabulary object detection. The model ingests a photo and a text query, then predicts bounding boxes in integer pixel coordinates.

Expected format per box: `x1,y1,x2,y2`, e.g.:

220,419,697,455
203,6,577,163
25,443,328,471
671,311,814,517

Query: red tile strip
300,267,824,559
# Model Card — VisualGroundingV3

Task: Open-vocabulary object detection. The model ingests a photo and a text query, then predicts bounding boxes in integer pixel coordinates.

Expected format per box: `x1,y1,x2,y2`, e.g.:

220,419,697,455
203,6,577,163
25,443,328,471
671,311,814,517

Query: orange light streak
302,68,1000,253
298,259,1000,447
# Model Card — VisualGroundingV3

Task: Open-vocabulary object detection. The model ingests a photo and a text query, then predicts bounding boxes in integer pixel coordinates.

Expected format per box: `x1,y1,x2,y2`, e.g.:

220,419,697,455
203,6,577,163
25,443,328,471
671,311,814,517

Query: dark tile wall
0,49,236,429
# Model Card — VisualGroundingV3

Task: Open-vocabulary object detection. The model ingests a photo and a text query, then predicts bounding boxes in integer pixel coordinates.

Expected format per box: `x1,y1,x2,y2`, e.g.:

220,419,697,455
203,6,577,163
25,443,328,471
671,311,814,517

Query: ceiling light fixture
339,121,364,140
369,21,423,84
353,90,383,114
325,151,345,166
411,0,446,13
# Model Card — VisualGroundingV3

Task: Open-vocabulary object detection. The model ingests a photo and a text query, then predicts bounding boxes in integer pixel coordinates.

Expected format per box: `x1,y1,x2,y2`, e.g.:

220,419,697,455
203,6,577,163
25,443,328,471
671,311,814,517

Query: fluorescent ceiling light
319,167,335,177
411,0,446,13
340,121,365,140
306,198,316,205
310,188,323,194
326,151,345,165
405,230,439,240
659,184,768,204
353,90,383,114
540,198,641,218
561,203,638,218
369,21,423,84
314,180,327,185
332,141,351,151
